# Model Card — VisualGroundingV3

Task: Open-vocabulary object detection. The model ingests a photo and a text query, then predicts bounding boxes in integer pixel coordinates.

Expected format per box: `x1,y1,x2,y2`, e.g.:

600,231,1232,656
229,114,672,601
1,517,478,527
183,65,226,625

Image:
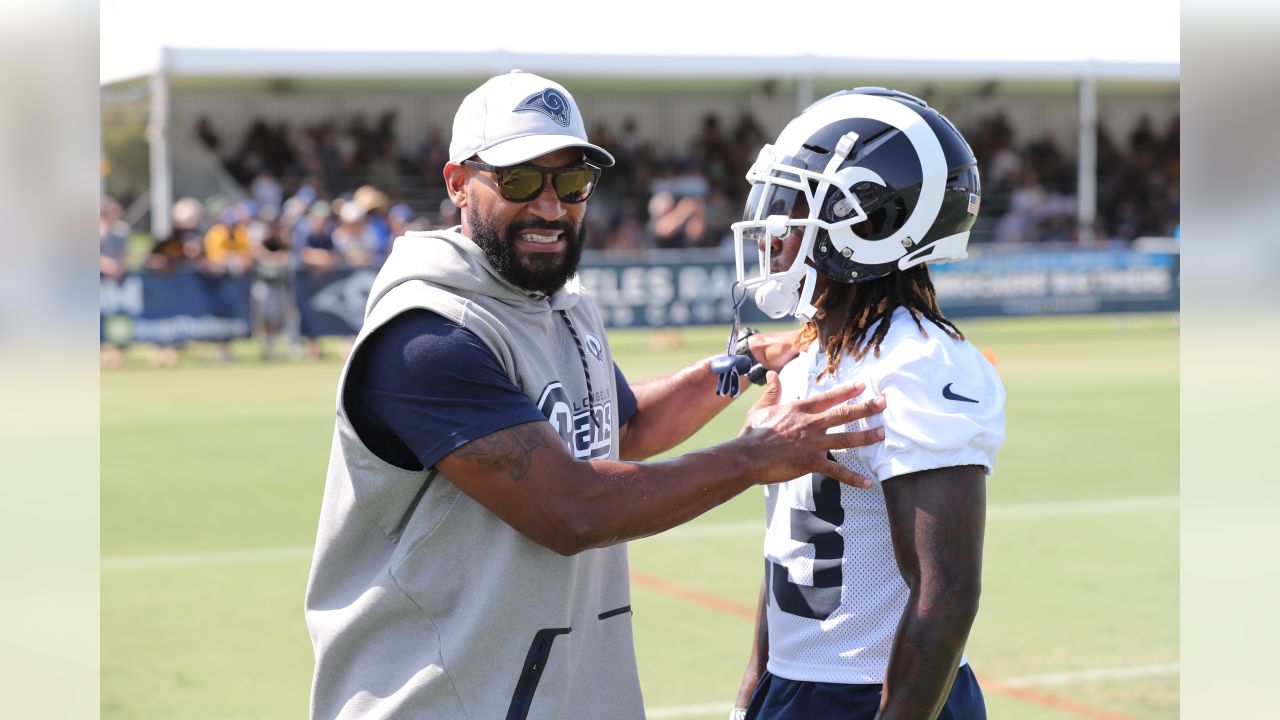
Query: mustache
509,219,576,235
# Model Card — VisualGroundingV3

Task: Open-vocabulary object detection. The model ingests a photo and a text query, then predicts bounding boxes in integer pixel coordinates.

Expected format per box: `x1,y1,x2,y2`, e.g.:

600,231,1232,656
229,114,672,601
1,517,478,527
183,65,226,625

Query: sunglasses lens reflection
501,169,545,201
553,170,596,203
498,167,598,203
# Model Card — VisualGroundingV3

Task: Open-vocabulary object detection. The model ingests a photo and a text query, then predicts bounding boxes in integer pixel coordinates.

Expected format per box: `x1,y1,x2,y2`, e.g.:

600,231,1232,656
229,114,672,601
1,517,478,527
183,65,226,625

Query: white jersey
763,307,1005,684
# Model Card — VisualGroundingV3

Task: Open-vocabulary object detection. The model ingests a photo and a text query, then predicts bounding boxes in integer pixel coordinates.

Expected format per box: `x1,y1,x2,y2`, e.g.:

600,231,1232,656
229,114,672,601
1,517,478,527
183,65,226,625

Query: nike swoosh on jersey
942,383,980,403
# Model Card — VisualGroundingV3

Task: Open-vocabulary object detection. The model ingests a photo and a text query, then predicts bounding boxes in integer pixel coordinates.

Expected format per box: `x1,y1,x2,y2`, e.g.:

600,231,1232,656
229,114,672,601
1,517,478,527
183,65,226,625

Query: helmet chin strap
754,278,798,320
794,266,819,321
753,265,819,321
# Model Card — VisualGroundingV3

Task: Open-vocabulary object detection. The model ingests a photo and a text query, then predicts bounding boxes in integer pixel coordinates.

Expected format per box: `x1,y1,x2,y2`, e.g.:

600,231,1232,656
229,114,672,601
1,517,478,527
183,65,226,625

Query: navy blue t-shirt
344,309,637,471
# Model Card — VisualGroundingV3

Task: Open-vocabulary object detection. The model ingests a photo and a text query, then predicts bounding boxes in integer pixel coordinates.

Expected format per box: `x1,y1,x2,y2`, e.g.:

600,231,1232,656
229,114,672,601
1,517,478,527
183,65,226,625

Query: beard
469,209,586,296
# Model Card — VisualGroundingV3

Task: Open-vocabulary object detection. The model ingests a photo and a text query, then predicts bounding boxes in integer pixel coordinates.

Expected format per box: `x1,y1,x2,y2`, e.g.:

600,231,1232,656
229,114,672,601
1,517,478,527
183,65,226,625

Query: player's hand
748,328,803,372
738,373,885,488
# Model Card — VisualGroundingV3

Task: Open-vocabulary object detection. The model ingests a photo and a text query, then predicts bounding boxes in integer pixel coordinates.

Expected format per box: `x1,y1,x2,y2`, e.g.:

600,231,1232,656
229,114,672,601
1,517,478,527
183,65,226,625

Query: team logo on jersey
584,332,605,368
515,89,572,127
537,381,612,459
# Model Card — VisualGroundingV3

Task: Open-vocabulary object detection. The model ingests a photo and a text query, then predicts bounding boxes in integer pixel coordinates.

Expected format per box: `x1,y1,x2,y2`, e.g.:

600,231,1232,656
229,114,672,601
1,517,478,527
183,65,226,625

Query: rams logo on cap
515,88,572,127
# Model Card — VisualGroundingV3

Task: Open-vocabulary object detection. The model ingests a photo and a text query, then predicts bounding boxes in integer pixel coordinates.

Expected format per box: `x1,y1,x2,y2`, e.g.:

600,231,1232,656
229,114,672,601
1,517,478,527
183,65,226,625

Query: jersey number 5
770,473,845,621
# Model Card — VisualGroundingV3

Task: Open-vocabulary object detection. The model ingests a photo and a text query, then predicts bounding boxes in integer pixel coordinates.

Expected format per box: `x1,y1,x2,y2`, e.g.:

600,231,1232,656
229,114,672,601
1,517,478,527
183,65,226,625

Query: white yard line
998,661,1180,688
101,545,312,571
987,495,1178,519
643,662,1180,718
101,494,1177,571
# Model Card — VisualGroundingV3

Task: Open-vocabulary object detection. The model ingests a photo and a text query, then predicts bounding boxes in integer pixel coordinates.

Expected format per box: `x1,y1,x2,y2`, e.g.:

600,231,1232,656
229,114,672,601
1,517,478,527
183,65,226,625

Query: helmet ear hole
856,207,888,238
853,198,910,240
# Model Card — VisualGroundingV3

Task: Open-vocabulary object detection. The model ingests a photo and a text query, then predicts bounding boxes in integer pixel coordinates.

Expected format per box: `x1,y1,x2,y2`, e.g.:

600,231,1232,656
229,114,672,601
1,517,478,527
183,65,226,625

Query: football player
726,88,1006,720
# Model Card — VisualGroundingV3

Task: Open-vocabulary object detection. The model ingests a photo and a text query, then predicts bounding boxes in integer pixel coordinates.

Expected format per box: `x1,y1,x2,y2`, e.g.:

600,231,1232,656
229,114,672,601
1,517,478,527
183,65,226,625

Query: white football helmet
732,87,982,321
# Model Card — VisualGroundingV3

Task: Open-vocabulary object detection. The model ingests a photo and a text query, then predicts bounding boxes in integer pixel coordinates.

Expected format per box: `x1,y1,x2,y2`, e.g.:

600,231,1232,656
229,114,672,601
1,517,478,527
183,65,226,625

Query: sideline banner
928,250,1180,318
100,271,252,344
293,267,379,338
577,250,1179,327
100,250,1180,338
577,259,773,328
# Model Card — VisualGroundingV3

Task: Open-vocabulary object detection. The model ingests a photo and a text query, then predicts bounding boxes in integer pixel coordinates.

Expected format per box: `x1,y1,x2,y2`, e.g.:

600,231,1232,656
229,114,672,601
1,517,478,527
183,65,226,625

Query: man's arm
734,577,769,712
437,375,885,556
616,357,733,460
876,465,986,720
618,329,802,461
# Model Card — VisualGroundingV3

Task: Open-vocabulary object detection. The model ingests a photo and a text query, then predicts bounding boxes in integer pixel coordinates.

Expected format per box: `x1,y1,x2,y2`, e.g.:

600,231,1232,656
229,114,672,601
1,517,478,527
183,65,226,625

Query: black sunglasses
463,160,601,204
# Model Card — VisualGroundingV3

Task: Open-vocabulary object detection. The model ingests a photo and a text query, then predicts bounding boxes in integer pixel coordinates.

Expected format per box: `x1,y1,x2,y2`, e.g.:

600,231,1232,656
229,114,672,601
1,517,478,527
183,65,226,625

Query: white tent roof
101,0,1179,86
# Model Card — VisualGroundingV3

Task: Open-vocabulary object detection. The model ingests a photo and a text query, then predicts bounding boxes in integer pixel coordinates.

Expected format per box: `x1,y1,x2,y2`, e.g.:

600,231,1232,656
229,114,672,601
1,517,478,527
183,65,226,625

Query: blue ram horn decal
515,88,572,127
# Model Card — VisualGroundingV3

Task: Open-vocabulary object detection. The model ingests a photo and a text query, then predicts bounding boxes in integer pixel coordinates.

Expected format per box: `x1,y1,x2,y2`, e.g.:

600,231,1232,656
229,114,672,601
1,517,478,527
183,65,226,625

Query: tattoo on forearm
452,423,552,481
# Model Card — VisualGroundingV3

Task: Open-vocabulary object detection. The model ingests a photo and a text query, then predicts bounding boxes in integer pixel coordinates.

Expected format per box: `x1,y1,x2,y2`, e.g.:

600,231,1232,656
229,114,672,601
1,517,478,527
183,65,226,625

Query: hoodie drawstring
557,310,595,435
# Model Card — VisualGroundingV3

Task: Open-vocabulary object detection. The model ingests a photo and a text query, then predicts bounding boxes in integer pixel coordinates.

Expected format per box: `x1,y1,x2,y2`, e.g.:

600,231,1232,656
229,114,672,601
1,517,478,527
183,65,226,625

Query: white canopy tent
100,0,1179,240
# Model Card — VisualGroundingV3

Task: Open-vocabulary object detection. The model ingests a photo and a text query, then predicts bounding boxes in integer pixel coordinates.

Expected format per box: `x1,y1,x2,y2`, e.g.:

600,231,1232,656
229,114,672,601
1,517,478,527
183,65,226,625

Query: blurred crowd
169,108,1179,253
99,183,446,366
100,109,1179,366
118,184,440,278
967,112,1180,245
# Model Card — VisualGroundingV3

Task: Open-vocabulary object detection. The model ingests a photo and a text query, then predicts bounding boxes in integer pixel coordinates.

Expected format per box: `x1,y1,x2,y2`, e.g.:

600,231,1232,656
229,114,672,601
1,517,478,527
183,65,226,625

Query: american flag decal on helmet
967,193,981,215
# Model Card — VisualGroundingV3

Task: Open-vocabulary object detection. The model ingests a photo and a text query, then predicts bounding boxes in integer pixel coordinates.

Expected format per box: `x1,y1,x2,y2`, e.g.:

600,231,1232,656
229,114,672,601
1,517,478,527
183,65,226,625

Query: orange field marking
977,676,1134,720
631,571,1137,720
630,570,757,620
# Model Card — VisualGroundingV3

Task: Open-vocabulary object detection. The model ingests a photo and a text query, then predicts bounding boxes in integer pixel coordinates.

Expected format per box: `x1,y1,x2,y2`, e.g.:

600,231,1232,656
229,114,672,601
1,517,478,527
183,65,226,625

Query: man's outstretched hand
739,374,885,488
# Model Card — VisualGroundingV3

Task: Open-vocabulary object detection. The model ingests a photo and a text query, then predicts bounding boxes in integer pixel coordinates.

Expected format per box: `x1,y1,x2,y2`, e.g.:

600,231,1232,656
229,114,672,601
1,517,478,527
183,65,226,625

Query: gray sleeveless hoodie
305,229,643,719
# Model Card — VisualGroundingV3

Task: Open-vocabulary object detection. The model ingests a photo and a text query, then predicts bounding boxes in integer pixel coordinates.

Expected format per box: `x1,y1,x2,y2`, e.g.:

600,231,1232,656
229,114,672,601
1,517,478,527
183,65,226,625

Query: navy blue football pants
745,664,986,719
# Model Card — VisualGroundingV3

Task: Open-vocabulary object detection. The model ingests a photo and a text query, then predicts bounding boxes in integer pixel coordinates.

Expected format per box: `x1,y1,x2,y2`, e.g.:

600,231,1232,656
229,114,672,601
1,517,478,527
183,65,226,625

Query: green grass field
101,313,1178,719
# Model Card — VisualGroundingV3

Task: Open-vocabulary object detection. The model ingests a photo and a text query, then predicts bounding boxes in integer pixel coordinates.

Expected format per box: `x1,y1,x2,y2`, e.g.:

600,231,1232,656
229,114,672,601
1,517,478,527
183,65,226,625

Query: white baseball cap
449,70,615,168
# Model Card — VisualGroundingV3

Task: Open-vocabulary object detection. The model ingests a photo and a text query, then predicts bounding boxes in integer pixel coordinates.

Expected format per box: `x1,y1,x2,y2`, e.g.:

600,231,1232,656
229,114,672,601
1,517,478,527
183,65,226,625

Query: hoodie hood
365,227,582,318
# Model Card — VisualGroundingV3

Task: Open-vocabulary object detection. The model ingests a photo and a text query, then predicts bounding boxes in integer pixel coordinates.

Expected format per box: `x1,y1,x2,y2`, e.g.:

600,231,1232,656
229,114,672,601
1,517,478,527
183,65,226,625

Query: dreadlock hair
796,265,963,381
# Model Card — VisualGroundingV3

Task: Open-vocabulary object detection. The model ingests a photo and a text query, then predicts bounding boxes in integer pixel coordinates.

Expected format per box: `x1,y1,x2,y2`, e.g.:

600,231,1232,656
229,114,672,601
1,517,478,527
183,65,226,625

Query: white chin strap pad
754,279,799,319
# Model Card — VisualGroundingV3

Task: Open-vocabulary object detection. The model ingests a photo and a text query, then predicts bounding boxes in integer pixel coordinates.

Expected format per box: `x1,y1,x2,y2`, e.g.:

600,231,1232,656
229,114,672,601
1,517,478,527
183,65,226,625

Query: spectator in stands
368,136,404,201
147,196,205,273
249,216,292,361
99,196,129,280
195,115,222,154
417,125,448,189
332,200,380,269
703,188,737,252
203,200,255,275
100,195,131,368
693,113,733,188
316,122,347,197
340,114,372,174
1130,113,1157,154
374,110,399,152
616,116,643,156
296,200,338,359
352,185,393,257
251,168,284,215
143,197,207,365
731,111,766,158
387,203,419,243
647,189,707,249
200,200,258,361
600,210,647,253
298,200,338,272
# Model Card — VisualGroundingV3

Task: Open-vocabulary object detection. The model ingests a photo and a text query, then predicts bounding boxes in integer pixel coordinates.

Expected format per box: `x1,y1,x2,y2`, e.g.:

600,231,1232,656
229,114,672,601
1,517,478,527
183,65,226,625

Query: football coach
305,70,886,720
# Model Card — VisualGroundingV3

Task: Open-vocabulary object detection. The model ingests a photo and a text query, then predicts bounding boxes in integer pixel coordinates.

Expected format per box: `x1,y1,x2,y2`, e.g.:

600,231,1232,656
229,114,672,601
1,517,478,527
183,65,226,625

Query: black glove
733,327,769,386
